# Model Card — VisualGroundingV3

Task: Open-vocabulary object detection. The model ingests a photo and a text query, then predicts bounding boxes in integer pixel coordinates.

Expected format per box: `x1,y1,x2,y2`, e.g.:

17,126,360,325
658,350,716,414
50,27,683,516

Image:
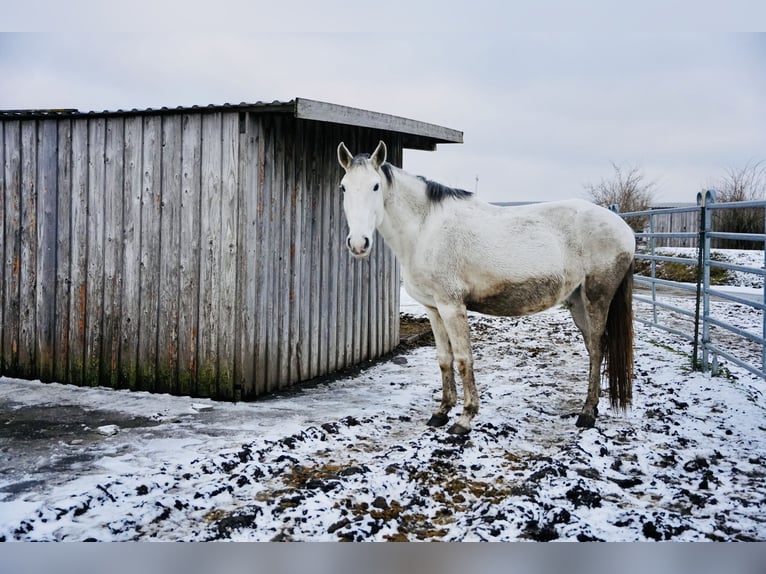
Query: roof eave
294,98,463,148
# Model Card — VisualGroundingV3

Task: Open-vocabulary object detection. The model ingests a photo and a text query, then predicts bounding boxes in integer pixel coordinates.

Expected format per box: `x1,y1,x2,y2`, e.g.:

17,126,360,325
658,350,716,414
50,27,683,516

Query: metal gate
619,190,766,379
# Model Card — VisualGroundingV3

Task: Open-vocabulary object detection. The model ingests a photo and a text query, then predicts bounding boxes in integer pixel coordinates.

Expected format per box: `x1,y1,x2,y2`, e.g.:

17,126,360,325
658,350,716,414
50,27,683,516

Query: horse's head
337,140,387,258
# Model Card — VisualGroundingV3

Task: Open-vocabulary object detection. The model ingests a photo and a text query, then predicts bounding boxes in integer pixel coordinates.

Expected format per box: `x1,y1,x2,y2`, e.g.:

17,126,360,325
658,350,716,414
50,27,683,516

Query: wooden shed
0,98,462,400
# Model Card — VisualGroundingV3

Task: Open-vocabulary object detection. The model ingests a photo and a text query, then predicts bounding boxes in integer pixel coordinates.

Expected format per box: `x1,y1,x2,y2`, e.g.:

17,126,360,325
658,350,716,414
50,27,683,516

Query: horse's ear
371,140,387,169
337,142,353,171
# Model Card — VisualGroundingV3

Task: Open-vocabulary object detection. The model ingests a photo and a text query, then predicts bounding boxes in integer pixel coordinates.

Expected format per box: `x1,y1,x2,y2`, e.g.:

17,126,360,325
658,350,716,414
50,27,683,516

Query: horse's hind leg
567,286,607,428
424,306,457,428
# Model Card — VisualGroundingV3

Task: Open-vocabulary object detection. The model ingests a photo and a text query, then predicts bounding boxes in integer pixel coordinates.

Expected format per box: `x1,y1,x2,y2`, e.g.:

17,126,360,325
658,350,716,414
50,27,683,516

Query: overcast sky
1,12,764,204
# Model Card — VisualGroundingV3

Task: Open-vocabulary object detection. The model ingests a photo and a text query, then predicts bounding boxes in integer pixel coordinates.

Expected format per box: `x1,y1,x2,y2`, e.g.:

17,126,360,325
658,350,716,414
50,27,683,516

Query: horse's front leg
436,301,477,435
424,306,457,427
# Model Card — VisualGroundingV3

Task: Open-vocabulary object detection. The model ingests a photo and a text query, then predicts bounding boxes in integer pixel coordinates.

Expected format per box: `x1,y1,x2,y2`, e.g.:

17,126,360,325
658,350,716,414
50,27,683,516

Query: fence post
763,202,766,376
693,193,704,369
649,209,658,325
701,190,716,372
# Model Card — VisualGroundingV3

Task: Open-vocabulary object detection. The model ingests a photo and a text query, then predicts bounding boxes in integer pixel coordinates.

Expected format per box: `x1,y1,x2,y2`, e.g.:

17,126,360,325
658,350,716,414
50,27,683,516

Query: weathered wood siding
0,111,402,400
650,209,698,247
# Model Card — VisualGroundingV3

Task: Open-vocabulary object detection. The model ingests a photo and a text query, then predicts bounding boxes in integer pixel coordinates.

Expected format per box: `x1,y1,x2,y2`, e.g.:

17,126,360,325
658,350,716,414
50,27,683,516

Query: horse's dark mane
352,154,470,202
381,162,395,186
417,175,473,203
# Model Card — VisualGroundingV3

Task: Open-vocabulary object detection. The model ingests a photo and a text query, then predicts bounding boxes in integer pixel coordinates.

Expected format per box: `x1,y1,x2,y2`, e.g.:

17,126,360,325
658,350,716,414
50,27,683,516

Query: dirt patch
399,313,433,348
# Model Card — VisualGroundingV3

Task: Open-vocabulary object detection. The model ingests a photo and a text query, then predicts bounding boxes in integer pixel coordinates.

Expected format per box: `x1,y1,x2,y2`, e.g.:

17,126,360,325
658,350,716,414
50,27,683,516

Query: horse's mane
381,162,472,204
352,154,472,204
418,176,473,203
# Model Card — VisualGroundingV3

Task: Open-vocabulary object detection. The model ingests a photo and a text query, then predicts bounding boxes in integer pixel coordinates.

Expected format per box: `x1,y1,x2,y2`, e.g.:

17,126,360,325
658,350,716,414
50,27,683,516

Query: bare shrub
583,163,656,233
709,160,766,249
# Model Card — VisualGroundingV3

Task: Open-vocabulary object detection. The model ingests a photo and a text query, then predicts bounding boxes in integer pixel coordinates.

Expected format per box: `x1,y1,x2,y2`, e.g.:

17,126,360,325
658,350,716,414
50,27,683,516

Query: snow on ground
1,272,766,541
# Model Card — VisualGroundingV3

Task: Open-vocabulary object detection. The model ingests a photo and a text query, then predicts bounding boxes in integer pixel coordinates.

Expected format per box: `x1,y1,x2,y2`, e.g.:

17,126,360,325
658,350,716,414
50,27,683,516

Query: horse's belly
465,277,565,317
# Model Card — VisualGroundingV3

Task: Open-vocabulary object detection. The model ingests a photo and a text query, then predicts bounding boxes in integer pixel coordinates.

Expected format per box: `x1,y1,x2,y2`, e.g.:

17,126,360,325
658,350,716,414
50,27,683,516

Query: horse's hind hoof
575,413,596,428
447,423,471,435
427,413,450,427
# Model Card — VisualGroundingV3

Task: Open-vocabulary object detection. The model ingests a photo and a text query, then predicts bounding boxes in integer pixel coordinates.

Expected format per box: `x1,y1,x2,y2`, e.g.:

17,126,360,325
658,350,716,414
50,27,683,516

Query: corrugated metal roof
0,97,463,145
0,99,292,119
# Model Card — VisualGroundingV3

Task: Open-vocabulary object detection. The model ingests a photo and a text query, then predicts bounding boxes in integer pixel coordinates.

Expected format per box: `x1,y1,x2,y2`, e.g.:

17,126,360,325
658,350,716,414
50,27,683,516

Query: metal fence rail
619,190,766,380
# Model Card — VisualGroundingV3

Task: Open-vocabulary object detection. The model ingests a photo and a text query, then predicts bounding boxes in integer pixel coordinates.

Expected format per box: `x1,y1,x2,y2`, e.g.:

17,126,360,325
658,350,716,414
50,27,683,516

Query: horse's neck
378,168,429,261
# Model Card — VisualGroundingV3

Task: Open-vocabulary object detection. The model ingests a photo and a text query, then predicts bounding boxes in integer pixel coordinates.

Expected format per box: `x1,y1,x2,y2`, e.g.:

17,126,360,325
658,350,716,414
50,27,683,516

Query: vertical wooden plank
198,112,222,397
218,113,239,399
157,114,181,394
1,122,20,375
104,117,125,385
53,120,72,383
268,117,283,392
235,113,260,398
19,120,37,376
101,116,124,389
297,121,314,384
262,117,276,392
307,123,322,380
367,231,378,362
85,117,106,386
36,120,58,382
178,113,201,397
381,239,391,352
0,121,4,373
288,120,304,386
328,127,341,373
68,119,88,386
343,248,355,367
275,115,292,389
318,129,333,377
138,115,162,391
120,116,143,390
394,244,401,348
254,116,271,395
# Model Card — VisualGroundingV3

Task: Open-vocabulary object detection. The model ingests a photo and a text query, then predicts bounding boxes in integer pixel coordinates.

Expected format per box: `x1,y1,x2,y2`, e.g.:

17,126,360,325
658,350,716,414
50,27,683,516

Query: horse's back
499,198,634,258
411,197,634,314
455,198,633,260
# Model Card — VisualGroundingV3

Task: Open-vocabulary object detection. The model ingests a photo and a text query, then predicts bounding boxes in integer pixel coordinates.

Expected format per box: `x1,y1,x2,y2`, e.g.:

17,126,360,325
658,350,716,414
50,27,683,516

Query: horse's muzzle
347,234,371,258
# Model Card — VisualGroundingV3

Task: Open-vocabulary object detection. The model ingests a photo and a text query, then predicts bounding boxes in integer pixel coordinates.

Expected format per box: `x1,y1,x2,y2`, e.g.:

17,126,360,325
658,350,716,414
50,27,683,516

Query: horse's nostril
346,234,371,255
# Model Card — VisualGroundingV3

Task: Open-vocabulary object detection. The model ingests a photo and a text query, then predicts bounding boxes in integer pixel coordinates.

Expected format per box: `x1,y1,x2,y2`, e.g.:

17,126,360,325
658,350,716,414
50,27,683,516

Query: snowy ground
2,263,766,541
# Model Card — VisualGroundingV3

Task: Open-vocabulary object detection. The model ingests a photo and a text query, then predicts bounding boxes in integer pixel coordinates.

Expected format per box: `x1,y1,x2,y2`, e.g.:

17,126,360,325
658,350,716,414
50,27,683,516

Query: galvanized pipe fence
617,190,766,380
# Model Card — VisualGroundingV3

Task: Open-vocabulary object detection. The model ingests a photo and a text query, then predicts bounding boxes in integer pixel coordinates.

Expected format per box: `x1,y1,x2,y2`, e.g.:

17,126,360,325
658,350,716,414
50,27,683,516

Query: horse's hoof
447,422,471,435
426,413,450,427
575,413,596,428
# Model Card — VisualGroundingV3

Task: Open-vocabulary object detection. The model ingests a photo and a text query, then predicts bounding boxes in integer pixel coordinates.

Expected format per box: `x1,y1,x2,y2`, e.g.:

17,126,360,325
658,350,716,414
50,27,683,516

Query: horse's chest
465,276,565,317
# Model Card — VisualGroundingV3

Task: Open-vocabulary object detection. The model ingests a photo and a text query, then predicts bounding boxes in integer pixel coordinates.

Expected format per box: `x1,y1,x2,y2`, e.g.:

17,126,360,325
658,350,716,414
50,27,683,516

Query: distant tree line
584,160,766,249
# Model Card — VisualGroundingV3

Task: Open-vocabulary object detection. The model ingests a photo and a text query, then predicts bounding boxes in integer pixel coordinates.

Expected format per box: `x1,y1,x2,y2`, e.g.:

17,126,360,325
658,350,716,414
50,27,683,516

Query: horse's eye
373,183,379,191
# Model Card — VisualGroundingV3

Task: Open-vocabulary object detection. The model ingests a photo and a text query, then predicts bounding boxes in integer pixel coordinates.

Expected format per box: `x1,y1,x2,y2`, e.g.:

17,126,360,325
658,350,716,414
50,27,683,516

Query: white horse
337,141,635,435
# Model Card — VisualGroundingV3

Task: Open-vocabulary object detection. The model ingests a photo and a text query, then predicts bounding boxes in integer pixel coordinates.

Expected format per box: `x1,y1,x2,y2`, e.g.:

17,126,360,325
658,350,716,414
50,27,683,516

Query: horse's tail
603,262,634,410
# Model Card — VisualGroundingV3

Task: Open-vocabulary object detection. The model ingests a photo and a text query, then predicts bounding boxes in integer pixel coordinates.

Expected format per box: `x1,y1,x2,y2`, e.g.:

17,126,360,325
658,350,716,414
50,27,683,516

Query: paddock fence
618,190,766,380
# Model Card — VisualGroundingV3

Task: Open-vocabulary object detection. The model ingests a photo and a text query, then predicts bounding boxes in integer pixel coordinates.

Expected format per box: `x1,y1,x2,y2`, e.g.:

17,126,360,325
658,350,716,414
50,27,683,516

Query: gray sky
1,13,764,204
